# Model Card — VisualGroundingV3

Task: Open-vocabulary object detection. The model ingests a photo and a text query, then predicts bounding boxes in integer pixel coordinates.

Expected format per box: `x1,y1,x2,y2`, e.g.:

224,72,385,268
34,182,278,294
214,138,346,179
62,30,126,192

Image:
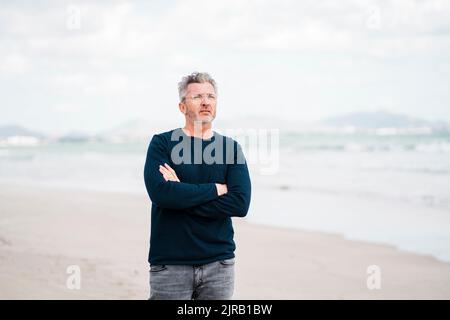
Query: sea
1,129,450,262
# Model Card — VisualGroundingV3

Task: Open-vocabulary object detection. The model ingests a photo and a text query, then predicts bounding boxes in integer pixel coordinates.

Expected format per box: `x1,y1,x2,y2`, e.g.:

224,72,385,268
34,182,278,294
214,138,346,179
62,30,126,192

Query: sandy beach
1,183,449,299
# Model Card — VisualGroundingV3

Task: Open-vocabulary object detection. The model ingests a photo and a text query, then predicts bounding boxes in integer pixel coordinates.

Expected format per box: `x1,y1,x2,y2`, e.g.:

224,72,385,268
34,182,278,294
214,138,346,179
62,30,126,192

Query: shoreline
1,183,450,299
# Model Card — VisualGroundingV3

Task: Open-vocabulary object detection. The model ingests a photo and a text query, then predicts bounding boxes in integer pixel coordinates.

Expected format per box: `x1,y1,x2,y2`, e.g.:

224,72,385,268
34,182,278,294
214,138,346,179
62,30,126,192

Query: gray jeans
149,258,235,300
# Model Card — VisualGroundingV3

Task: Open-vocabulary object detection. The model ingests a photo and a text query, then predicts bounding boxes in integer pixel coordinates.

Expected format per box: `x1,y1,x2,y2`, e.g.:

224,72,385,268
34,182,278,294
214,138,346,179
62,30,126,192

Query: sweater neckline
178,128,216,141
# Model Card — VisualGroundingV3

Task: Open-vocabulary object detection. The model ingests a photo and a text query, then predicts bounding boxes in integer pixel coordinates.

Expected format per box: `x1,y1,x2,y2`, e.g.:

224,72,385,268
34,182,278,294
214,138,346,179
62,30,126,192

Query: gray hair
178,72,217,102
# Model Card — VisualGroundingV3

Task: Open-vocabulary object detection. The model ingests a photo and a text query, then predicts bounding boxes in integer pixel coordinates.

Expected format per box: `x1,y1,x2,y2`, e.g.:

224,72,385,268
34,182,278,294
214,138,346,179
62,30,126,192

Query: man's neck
183,122,213,139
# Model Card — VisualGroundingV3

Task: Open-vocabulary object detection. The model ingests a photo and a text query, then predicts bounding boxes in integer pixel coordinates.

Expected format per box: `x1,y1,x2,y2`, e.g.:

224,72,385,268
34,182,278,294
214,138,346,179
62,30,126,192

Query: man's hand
215,183,228,196
159,163,180,182
159,163,228,197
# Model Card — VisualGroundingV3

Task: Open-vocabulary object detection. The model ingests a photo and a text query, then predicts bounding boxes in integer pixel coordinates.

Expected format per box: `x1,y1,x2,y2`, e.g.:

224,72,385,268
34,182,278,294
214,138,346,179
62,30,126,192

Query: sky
1,0,450,135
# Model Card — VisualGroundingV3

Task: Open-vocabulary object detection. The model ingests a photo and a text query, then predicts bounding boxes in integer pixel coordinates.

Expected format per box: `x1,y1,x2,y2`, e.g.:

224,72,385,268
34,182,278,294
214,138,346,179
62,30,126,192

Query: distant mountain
0,125,46,146
97,115,299,143
98,118,178,142
58,131,94,143
321,111,448,130
0,125,45,139
215,115,300,131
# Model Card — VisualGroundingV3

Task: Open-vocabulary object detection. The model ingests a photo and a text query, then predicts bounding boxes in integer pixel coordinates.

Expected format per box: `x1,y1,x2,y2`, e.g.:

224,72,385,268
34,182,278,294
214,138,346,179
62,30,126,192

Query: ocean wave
266,183,450,210
280,131,450,153
414,142,450,153
283,141,450,153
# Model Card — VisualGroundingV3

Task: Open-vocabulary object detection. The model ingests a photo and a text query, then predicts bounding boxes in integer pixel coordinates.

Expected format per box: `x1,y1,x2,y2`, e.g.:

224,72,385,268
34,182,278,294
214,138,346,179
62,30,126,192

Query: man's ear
178,102,186,115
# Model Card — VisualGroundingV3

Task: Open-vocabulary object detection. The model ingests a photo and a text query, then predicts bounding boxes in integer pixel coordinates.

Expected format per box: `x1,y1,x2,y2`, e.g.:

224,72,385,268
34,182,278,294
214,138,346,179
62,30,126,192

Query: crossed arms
143,134,251,219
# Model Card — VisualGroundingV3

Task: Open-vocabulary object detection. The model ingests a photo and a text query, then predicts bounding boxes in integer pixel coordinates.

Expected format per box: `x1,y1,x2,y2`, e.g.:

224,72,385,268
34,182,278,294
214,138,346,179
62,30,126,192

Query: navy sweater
143,128,252,266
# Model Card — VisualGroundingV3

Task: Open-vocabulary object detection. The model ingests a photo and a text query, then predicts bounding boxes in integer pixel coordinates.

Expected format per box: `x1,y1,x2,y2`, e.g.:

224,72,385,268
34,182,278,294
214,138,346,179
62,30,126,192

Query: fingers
159,164,179,182
159,166,170,181
221,183,228,195
215,183,228,196
164,163,174,173
163,163,180,182
164,163,180,181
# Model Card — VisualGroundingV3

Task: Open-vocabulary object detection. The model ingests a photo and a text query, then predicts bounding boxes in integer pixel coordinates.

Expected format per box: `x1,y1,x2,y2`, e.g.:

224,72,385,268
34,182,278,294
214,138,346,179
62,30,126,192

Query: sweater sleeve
144,134,219,210
186,141,252,219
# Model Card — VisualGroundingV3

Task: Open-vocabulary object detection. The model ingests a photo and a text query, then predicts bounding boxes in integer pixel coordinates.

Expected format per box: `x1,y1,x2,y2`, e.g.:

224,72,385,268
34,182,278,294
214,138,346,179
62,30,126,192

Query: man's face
179,82,217,124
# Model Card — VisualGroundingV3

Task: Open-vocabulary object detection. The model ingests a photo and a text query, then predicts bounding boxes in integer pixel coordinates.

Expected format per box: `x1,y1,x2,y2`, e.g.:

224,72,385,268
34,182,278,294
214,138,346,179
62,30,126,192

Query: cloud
2,0,450,67
1,0,450,133
48,73,133,95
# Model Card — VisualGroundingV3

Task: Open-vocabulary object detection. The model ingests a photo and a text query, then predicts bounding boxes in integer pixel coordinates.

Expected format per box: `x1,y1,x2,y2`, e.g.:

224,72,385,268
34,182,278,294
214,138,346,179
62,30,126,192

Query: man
143,72,252,300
